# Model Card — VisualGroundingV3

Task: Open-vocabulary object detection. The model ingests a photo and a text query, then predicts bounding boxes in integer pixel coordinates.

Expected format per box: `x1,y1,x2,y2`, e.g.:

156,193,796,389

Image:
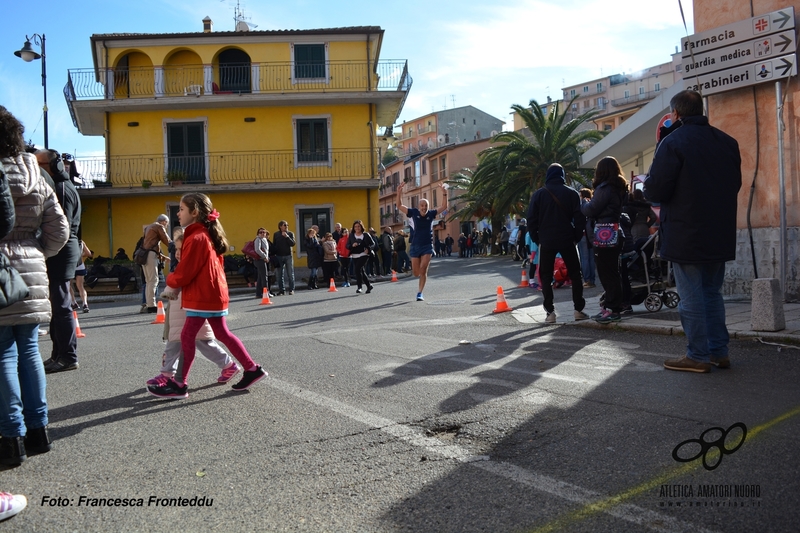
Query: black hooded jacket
45,168,81,281
526,165,585,248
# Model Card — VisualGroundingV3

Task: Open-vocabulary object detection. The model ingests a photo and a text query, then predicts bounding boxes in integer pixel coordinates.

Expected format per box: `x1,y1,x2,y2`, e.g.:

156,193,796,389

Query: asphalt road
2,256,798,532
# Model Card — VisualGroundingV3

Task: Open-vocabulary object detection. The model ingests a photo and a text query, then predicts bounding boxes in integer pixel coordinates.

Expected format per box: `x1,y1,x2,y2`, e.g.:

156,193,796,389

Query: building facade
66,20,411,263
392,106,503,157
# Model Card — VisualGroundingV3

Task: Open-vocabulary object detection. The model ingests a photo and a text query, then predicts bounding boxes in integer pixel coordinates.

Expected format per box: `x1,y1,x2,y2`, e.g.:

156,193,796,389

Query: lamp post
14,34,47,149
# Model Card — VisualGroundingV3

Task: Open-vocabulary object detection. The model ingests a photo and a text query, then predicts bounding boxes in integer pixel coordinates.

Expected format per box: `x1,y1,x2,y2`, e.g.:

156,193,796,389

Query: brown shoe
711,357,731,369
663,356,712,373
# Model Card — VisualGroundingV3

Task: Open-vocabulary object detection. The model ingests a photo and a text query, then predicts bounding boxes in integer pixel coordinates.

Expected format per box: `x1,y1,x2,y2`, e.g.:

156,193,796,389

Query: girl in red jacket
147,193,267,398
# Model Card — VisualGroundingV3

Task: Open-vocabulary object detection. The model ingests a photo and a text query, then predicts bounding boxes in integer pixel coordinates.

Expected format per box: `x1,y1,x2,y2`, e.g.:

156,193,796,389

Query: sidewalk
512,296,800,344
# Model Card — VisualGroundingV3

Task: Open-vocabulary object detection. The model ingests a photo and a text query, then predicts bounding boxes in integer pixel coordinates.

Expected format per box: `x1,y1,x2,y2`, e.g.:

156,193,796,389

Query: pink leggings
178,316,256,383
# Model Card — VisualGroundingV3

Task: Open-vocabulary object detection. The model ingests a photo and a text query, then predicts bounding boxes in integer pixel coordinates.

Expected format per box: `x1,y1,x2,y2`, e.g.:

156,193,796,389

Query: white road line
265,376,719,533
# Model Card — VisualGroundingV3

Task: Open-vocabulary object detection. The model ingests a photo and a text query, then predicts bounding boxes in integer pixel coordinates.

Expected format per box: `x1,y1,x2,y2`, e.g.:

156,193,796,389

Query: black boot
25,426,52,455
0,436,26,466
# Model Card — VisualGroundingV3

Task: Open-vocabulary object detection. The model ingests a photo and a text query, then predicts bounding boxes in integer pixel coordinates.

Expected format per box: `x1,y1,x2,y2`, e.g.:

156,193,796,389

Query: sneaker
139,304,149,314
583,282,596,288
217,362,240,383
356,288,363,294
621,305,633,315
574,310,590,321
663,356,712,373
545,311,556,323
146,373,172,386
147,378,188,399
342,282,350,288
366,286,373,294
0,437,26,466
231,366,267,391
594,309,621,324
45,360,79,374
591,308,607,320
71,302,79,311
711,357,731,369
0,492,27,521
416,292,424,301
147,306,157,314
82,305,90,313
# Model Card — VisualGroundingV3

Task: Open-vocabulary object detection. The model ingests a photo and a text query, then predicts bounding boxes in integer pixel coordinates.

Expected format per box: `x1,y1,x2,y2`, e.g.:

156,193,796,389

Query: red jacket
336,235,350,258
166,222,229,312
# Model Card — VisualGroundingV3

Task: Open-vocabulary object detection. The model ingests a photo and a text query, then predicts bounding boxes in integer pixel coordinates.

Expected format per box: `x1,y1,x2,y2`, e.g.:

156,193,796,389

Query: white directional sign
683,29,796,77
685,54,797,96
683,7,797,96
681,7,795,55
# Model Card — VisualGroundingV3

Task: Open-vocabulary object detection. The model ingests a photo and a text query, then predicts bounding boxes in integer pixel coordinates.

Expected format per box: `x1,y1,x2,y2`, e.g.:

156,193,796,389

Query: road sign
656,113,672,142
683,29,796,78
685,54,797,96
681,6,795,56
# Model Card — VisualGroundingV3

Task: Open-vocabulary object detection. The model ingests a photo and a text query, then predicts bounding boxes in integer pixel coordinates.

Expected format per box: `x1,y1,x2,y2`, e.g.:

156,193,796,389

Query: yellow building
67,19,411,264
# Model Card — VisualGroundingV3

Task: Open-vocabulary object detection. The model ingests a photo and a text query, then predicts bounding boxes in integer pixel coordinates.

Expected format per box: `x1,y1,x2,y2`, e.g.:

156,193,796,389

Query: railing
75,148,378,188
610,89,662,107
417,125,435,134
65,60,412,100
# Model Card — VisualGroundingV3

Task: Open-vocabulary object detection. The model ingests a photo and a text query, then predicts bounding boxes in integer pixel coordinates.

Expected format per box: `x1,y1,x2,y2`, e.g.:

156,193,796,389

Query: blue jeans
275,255,295,292
0,324,48,437
578,236,595,284
672,262,728,363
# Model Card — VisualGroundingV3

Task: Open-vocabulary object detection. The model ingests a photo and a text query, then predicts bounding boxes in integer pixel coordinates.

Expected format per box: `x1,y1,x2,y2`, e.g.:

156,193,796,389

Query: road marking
265,376,717,533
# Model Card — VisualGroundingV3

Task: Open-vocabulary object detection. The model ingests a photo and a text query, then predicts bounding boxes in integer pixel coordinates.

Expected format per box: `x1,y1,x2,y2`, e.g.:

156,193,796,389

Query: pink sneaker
146,373,172,386
217,362,240,383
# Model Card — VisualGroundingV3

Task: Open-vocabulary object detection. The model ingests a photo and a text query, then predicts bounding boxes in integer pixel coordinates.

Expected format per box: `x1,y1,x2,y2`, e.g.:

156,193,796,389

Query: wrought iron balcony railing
609,89,663,107
66,60,412,100
75,148,378,189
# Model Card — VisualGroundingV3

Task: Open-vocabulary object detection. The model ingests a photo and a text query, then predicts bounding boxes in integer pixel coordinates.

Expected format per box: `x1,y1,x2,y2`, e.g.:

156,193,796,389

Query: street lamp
14,34,47,149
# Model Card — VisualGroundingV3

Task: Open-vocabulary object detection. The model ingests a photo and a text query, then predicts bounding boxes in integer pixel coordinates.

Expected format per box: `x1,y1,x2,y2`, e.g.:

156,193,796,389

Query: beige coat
0,153,69,325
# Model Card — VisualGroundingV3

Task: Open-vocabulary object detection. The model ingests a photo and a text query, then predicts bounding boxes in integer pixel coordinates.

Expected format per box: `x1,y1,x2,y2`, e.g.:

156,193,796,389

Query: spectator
645,89,742,373
380,227,394,275
139,215,171,313
578,188,597,288
253,227,270,299
394,230,411,272
272,220,296,295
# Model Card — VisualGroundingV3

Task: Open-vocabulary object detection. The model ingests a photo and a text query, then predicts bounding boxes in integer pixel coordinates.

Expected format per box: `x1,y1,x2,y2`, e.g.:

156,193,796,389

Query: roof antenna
222,0,258,31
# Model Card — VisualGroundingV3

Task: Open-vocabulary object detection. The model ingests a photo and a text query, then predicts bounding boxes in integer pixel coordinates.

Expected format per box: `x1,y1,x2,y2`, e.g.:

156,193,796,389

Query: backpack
242,240,260,260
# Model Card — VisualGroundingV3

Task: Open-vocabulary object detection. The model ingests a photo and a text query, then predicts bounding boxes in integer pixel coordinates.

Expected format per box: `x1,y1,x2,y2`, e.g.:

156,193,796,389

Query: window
433,189,438,208
583,85,589,93
473,119,476,125
638,87,645,95
293,44,326,79
404,167,412,183
570,89,576,98
583,100,589,109
414,161,421,187
440,155,446,177
392,172,399,190
655,82,661,92
294,117,330,164
624,90,630,98
166,122,206,183
422,160,427,175
218,48,251,93
596,82,603,92
298,208,330,253
462,118,466,124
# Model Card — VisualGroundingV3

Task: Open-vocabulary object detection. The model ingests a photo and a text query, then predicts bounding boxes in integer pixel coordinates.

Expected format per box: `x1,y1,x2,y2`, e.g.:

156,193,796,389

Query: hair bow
207,209,220,222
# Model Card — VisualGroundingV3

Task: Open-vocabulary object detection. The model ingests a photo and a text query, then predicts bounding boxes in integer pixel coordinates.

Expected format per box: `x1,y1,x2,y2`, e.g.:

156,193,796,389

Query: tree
453,97,605,225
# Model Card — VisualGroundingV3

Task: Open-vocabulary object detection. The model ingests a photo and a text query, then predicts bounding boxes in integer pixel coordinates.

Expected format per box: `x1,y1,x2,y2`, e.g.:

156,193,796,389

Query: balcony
610,89,662,107
65,60,412,134
417,125,435,134
74,148,378,189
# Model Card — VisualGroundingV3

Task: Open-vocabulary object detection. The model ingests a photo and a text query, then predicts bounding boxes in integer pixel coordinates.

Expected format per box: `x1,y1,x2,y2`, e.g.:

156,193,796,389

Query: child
146,230,240,388
147,193,267,398
525,229,541,290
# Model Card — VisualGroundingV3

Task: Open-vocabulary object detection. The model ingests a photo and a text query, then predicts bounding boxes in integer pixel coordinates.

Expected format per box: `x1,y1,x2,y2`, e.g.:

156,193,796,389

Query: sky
0,0,694,158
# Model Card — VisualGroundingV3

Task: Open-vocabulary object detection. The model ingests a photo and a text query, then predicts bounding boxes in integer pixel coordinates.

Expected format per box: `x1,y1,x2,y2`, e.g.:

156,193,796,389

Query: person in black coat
305,228,323,289
645,89,742,373
36,150,81,373
526,163,588,323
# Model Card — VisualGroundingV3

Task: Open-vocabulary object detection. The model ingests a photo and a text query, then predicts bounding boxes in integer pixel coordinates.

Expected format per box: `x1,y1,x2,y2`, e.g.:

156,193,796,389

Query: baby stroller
598,229,680,312
621,229,679,312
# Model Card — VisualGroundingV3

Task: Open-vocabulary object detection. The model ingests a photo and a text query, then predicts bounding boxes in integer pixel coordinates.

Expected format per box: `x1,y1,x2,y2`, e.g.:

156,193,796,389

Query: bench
84,260,140,296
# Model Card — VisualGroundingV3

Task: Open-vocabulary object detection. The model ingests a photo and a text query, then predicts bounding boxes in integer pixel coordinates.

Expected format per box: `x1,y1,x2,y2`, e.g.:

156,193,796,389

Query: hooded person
526,163,588,323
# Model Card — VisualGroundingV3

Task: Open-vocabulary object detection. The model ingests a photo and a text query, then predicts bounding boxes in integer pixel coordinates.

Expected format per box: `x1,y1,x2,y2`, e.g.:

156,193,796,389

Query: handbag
133,247,150,266
593,222,620,248
0,253,29,309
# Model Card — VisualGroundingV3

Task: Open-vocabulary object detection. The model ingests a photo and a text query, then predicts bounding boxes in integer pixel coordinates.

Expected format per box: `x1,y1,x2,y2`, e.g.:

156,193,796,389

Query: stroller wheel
645,293,663,312
662,291,680,309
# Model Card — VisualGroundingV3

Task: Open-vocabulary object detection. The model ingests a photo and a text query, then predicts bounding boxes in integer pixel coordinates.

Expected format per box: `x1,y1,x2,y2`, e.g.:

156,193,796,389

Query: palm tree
451,97,605,232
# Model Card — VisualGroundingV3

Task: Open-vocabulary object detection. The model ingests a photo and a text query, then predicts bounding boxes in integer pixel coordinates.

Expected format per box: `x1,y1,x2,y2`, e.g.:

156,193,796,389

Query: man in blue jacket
527,163,588,323
645,90,741,373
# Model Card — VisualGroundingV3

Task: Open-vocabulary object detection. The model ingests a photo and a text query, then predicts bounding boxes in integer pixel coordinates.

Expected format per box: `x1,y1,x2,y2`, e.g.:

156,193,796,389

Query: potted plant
166,170,187,186
141,179,152,189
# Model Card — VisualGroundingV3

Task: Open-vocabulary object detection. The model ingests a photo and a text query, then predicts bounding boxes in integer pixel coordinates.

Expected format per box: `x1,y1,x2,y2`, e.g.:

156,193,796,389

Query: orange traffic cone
391,270,398,282
73,310,86,338
492,286,513,314
519,268,530,288
151,300,166,324
328,278,338,292
260,288,273,305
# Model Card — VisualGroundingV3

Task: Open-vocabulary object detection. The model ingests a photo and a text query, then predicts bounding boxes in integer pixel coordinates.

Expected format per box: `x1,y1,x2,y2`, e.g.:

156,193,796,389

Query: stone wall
725,227,800,299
